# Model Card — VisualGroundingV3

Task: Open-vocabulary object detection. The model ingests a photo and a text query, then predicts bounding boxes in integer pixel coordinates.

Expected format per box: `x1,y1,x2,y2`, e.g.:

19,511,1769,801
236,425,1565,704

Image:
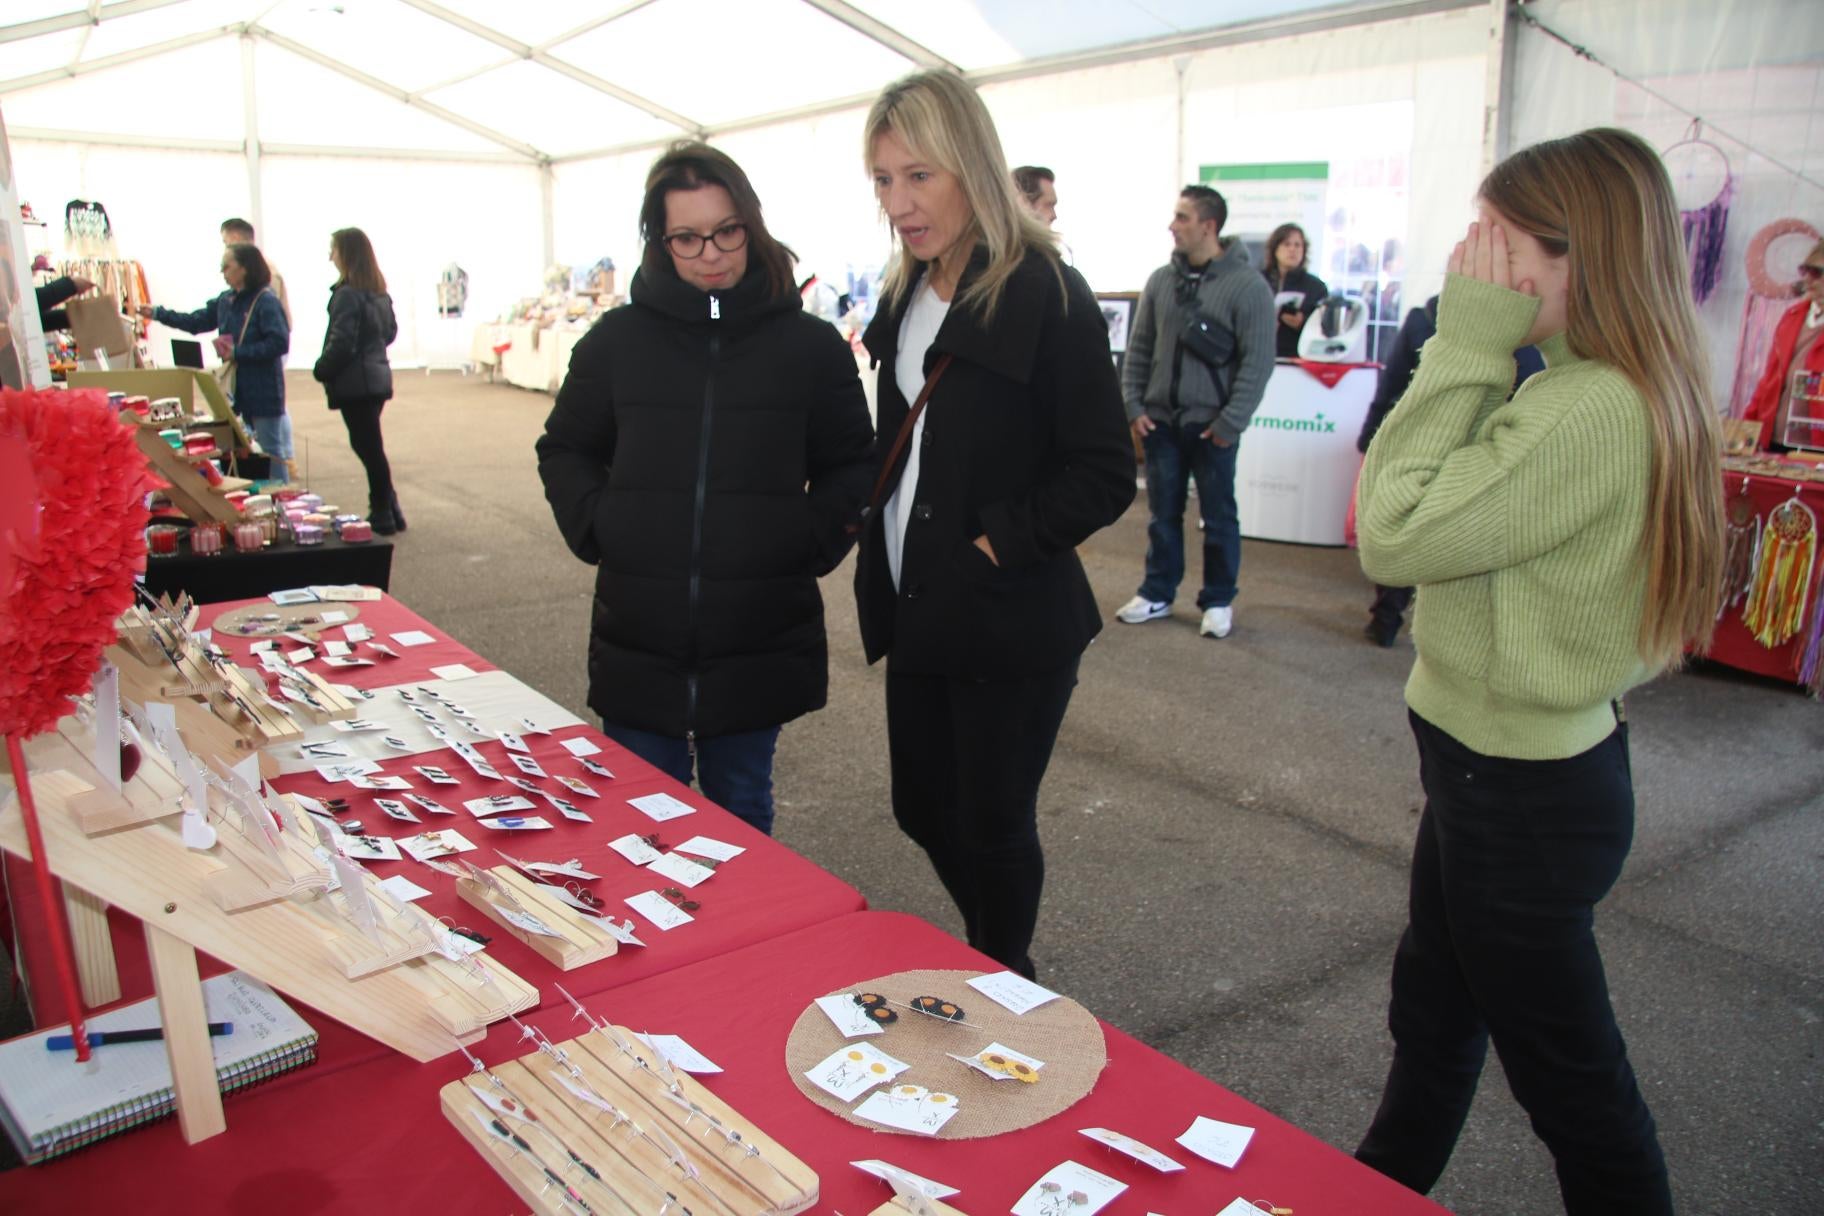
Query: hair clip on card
980,1050,1039,1083
852,992,897,1025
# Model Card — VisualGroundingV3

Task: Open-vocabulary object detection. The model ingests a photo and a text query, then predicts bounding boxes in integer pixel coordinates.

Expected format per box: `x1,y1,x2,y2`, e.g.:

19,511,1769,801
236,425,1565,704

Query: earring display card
851,1158,961,1200
1010,1160,1126,1216
1077,1127,1185,1172
629,791,697,822
815,994,885,1037
805,1042,912,1102
440,1025,819,1215
1175,1115,1256,1168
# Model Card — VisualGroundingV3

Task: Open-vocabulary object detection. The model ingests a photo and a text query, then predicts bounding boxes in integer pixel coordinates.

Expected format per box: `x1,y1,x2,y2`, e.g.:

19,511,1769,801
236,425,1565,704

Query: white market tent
3,0,1822,404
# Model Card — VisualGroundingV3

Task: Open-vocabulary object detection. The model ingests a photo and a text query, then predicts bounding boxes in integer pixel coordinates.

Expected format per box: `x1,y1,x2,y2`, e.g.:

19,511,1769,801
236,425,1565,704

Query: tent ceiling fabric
1,0,1441,163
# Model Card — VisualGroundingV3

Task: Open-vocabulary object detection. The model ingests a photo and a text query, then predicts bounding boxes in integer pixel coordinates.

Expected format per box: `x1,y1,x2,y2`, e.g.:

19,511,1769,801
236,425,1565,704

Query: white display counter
1236,361,1377,545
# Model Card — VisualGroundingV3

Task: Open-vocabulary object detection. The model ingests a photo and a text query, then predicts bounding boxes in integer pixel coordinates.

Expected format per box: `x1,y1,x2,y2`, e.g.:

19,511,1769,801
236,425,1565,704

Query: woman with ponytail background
1353,128,1723,1213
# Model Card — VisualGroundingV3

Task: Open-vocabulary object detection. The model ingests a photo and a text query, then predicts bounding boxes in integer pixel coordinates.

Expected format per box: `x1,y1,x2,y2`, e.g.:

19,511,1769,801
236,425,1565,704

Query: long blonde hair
863,71,1059,322
1481,127,1724,667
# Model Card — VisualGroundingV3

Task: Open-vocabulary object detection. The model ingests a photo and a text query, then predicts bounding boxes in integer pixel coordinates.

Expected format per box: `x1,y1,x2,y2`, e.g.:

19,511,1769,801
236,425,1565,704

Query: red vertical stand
5,733,92,1061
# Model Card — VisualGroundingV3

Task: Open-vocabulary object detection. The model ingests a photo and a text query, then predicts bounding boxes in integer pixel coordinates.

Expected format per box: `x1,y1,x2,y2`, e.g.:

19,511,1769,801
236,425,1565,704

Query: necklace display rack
456,861,625,970
0,596,539,1145
440,1007,819,1216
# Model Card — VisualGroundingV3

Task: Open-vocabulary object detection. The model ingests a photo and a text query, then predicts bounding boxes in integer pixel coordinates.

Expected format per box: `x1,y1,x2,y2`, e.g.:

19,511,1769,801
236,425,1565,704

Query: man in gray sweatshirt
1118,185,1276,639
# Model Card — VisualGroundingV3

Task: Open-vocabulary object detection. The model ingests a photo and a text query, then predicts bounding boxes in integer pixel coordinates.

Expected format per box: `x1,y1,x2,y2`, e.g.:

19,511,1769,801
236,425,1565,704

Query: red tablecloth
0,912,1445,1215
6,594,865,1035
1706,472,1824,683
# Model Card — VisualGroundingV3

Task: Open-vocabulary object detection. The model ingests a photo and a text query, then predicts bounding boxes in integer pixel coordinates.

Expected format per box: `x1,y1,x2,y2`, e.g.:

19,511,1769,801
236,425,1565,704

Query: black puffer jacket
855,245,1135,678
313,285,397,405
535,263,874,739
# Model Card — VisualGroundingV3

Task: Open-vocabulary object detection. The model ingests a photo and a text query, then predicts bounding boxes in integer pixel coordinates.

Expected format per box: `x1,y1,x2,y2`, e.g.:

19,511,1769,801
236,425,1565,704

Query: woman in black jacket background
859,72,1135,978
314,228,401,533
535,142,873,835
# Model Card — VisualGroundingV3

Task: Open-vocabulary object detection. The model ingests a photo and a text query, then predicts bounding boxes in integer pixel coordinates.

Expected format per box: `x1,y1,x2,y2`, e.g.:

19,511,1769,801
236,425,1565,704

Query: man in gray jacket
1117,185,1275,639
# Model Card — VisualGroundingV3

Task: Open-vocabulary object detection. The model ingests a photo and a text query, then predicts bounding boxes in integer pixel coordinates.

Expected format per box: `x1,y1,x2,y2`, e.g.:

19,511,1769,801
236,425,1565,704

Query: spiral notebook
0,971,317,1164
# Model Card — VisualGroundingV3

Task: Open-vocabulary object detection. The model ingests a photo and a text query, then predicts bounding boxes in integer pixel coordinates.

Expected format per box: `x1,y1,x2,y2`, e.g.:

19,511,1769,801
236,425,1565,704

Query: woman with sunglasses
1744,238,1824,451
536,141,873,836
1354,128,1723,1212
855,72,1135,979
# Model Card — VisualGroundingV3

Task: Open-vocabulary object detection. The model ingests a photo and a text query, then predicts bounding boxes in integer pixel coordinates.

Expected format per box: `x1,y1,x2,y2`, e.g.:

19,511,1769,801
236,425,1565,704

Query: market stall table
1706,469,1824,685
5,593,865,1038
0,912,1445,1214
139,530,393,604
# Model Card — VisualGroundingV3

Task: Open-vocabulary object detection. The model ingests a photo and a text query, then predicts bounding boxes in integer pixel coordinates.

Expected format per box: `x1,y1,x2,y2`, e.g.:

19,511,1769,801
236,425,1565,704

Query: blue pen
48,1023,233,1050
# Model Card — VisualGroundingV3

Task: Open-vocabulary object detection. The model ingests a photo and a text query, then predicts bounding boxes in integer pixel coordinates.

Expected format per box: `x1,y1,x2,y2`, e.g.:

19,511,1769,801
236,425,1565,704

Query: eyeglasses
660,886,700,912
1799,265,1824,281
663,223,748,259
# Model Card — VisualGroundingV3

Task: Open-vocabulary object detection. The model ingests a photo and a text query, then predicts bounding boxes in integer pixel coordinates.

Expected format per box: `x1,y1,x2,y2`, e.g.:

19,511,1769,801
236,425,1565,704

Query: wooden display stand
0,614,538,1143
456,865,621,970
440,1021,818,1216
871,1197,968,1216
110,597,357,762
70,367,250,452
122,411,246,526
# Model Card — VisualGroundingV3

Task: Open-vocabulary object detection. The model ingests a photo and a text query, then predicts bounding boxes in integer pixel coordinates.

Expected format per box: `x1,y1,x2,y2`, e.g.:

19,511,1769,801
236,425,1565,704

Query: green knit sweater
1358,274,1654,760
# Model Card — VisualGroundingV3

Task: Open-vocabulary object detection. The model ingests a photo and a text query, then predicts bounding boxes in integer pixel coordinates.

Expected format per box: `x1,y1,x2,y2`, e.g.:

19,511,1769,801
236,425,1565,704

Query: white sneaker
1116,595,1171,624
1199,606,1233,638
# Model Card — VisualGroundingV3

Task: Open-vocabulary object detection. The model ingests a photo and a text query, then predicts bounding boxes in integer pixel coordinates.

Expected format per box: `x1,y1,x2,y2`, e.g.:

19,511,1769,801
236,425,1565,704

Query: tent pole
540,162,555,272
241,34,263,238
1481,0,1515,173
1174,55,1191,190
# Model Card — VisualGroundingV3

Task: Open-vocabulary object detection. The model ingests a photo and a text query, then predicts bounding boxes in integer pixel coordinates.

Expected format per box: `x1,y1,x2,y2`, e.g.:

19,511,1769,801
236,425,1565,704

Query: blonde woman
855,71,1134,978
1354,128,1722,1212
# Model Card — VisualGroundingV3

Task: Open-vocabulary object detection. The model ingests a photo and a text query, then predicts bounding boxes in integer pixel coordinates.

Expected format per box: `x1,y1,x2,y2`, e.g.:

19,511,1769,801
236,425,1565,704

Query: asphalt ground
127,369,1824,1211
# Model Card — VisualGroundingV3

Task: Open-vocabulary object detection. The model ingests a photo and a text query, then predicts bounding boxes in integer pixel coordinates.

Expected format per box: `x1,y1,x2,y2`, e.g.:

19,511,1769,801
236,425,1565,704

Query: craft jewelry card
648,851,715,889
854,1085,960,1135
607,834,663,865
673,835,744,862
969,970,1061,1015
1176,1115,1255,1167
804,1042,911,1102
625,889,693,930
1010,1160,1126,1216
629,792,696,822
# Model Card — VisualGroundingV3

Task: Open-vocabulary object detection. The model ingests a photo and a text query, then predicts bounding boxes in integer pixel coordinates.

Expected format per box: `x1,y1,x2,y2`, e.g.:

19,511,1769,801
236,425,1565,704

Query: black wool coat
313,284,398,406
855,246,1136,679
535,263,874,739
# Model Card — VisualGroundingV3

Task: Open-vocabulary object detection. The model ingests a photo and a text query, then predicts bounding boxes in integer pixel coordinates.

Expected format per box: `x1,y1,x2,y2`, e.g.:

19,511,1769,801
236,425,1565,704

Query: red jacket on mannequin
1745,297,1824,450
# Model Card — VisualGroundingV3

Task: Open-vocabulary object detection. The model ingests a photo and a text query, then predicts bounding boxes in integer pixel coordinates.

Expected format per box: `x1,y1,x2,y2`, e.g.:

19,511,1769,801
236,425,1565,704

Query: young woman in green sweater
1353,128,1723,1213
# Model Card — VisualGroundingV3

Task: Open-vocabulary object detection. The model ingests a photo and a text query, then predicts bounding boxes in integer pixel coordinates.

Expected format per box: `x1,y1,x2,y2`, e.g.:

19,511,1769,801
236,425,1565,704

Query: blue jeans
1356,711,1670,1213
1138,421,1240,609
247,413,293,463
601,721,782,835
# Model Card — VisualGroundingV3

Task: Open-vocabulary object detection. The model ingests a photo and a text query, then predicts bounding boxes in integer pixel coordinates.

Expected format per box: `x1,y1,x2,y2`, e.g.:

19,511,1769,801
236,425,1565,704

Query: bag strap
232,288,265,348
848,353,953,535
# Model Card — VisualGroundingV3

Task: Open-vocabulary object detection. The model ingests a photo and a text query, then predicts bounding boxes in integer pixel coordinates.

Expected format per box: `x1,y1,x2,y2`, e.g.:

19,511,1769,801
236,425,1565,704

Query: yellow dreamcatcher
1742,494,1817,648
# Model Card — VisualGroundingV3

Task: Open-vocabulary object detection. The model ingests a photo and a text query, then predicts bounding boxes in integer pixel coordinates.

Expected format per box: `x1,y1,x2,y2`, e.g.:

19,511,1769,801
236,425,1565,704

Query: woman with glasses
1354,128,1723,1212
854,72,1134,978
1744,238,1824,451
536,141,873,835
138,244,292,478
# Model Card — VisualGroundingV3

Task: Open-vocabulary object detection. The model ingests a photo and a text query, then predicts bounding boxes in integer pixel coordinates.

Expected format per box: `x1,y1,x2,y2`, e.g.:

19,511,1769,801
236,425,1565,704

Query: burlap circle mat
785,968,1106,1139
